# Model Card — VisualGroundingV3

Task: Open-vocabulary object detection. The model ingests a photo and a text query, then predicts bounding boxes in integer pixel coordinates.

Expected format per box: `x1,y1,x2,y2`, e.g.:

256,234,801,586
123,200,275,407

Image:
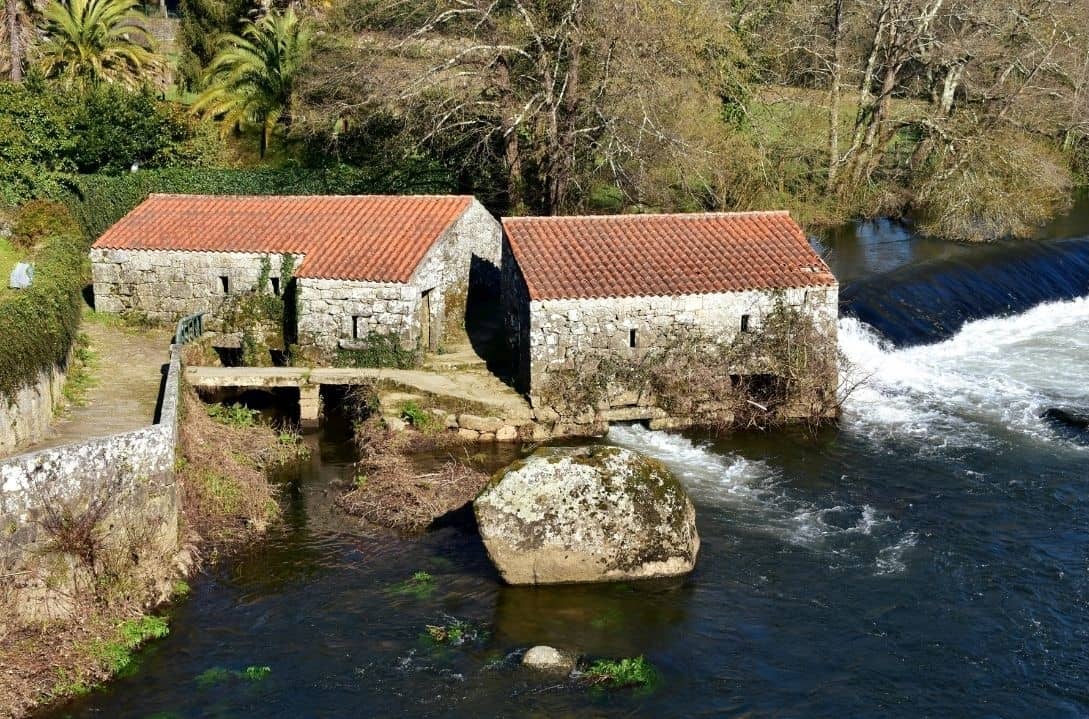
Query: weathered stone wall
295,200,501,354
92,201,502,356
91,249,301,327
523,286,839,409
296,278,420,353
0,362,67,456
0,346,183,621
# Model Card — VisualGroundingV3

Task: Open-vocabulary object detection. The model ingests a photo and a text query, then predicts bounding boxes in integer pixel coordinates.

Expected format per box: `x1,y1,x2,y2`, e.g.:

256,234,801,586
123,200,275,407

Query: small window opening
219,275,230,294
628,328,637,348
741,314,751,332
352,316,363,340
271,277,281,296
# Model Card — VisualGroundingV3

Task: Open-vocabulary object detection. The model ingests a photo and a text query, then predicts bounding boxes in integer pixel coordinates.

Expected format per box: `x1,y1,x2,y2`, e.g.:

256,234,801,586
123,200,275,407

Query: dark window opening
741,314,751,332
271,277,280,295
352,316,363,340
629,328,637,348
219,275,230,294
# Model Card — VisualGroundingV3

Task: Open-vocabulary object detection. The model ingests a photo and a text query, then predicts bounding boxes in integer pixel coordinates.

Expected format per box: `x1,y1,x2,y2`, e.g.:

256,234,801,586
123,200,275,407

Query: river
42,207,1089,718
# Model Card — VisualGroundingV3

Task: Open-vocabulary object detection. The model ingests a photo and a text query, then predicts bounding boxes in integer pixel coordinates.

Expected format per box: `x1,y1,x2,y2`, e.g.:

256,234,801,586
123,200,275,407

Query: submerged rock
522,645,576,674
1042,407,1089,431
473,446,699,584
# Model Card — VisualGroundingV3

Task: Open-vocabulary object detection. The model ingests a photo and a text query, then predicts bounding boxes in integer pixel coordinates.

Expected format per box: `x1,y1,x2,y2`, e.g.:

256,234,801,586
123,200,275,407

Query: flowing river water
43,207,1089,718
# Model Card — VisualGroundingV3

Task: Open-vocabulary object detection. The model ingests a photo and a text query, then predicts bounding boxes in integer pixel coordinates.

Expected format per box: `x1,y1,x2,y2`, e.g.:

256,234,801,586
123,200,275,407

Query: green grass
585,656,658,688
399,400,435,431
88,616,171,677
62,333,98,406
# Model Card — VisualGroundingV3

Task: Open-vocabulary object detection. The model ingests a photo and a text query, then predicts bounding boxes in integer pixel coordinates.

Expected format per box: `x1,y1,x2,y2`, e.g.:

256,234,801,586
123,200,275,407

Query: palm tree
3,0,40,81
38,0,162,89
192,8,310,159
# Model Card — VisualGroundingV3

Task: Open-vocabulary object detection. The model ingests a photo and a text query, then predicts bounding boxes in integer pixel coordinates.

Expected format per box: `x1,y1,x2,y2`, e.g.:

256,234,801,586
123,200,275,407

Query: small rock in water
522,645,575,674
1042,407,1089,431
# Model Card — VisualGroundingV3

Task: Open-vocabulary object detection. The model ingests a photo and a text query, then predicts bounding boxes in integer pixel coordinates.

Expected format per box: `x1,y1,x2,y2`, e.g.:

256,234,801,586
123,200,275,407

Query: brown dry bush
176,387,302,547
337,419,488,531
539,297,845,432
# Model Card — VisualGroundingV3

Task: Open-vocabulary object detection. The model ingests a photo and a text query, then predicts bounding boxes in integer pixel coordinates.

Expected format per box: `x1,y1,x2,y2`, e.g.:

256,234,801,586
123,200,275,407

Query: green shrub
334,331,419,369
206,402,260,428
585,656,657,688
399,401,433,430
0,218,87,399
11,199,80,249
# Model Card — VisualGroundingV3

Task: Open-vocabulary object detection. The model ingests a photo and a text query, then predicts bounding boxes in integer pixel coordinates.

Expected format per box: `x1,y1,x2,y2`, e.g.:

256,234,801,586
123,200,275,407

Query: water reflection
491,579,692,658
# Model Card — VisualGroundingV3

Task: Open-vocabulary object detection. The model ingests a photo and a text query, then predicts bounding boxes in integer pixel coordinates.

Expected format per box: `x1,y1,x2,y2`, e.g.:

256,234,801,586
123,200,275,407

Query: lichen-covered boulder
474,446,699,584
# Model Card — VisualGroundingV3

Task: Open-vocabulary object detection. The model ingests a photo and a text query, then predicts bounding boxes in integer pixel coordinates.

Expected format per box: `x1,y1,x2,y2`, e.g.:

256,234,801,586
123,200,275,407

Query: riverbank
0,386,306,718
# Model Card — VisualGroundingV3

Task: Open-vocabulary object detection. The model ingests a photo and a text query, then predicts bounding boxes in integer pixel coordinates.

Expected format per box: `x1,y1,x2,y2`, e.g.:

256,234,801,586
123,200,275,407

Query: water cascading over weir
840,237,1089,347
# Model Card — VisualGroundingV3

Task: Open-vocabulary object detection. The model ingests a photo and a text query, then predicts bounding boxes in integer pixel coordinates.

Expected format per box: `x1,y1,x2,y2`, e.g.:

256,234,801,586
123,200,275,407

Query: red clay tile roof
503,211,836,300
93,194,474,282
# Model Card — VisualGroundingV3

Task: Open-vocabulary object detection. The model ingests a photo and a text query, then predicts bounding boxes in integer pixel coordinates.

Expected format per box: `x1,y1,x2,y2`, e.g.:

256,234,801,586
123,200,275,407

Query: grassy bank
0,385,308,717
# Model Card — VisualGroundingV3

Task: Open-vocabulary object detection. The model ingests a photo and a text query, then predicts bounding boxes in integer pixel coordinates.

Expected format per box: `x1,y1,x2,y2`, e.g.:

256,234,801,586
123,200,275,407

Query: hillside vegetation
0,0,1087,241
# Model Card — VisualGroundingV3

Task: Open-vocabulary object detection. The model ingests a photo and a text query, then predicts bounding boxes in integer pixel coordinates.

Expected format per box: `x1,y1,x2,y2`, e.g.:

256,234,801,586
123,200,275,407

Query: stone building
501,211,839,420
91,194,501,353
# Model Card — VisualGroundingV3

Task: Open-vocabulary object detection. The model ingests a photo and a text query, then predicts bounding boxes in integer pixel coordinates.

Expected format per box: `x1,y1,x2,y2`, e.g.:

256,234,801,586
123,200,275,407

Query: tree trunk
7,0,22,83
504,126,524,214
826,0,843,191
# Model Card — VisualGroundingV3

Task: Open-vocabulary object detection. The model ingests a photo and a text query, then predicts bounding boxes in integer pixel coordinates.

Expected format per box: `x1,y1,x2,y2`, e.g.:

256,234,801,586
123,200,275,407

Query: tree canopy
38,0,163,89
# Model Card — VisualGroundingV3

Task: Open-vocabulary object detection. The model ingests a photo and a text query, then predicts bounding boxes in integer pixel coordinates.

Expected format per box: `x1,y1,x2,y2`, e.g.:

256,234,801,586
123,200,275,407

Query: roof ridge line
502,210,792,223
146,192,473,200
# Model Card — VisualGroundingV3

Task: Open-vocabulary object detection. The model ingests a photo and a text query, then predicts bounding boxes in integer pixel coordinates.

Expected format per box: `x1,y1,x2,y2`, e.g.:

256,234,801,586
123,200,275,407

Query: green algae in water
195,667,234,687
388,571,437,599
590,607,625,631
242,665,272,681
421,617,489,647
195,665,272,687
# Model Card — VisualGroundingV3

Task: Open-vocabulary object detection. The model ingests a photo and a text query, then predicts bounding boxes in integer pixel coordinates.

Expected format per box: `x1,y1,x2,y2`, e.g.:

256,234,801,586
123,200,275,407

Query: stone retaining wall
0,362,67,456
0,346,183,621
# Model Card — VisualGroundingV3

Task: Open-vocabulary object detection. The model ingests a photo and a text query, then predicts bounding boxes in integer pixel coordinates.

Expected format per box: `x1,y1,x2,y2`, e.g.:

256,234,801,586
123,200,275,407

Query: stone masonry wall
295,200,502,354
0,346,183,621
525,287,839,408
0,362,67,456
91,249,301,328
296,279,420,353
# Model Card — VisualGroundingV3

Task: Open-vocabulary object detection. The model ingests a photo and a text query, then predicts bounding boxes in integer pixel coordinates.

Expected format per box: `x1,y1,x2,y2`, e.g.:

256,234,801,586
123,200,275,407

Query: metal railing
174,312,205,345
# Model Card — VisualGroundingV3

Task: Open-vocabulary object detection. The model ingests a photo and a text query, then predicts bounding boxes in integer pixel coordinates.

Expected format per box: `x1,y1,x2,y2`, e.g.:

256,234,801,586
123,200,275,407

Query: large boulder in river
473,446,699,584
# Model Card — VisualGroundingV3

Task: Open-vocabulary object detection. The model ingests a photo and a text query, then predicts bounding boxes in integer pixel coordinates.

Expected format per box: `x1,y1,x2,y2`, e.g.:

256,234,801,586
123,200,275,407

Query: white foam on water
608,425,912,573
840,295,1089,449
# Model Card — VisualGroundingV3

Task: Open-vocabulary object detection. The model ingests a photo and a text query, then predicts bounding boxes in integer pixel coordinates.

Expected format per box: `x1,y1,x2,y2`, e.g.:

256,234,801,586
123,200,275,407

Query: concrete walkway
186,359,532,419
26,318,172,452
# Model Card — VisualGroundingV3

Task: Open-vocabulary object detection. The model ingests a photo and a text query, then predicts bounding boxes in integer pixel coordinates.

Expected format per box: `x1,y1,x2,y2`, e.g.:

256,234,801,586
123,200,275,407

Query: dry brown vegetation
540,298,846,433
337,417,490,531
176,386,304,549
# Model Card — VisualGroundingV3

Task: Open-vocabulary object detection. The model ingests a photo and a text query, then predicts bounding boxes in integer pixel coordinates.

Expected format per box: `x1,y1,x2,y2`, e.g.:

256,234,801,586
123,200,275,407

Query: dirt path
27,317,173,452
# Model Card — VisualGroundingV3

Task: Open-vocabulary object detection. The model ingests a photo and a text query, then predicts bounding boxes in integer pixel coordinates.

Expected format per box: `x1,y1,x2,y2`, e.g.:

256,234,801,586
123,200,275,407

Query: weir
841,236,1089,346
